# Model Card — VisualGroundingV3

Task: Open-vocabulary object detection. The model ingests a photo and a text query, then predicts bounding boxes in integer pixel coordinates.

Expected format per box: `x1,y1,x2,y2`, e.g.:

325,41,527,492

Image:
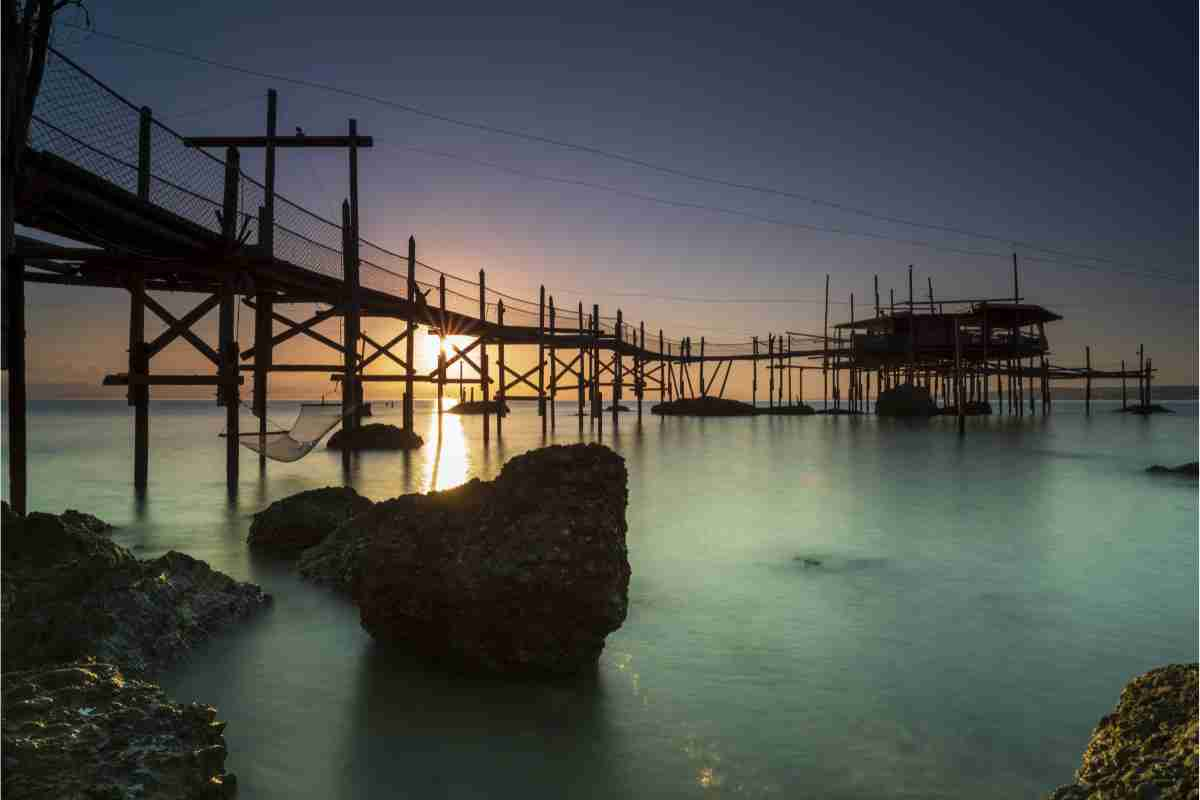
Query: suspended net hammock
233,402,361,463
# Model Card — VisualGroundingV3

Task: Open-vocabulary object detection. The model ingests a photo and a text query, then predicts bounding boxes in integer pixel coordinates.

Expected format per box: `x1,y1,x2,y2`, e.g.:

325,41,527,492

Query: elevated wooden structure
1,49,1158,513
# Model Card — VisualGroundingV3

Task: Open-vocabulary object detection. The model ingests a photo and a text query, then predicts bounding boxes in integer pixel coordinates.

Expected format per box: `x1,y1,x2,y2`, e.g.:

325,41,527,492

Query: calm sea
3,398,1197,798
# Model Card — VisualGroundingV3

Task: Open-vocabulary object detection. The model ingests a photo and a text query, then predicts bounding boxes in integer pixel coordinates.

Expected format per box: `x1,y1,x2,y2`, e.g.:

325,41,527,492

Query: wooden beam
104,374,245,386
183,135,373,148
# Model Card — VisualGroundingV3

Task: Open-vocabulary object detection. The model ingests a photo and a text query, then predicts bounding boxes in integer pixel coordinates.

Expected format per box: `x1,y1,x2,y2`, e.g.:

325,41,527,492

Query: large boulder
2,505,268,674
326,423,424,451
355,443,630,675
2,659,235,799
875,383,937,417
248,487,373,556
1047,663,1198,799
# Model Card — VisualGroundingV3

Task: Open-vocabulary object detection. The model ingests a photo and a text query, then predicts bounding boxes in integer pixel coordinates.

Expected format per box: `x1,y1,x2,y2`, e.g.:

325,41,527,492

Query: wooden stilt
699,335,706,398
480,270,489,442
1138,344,1145,406
638,321,645,421
768,334,775,409
497,299,505,437
954,319,964,435
6,255,27,514
1085,346,1091,416
549,297,557,431
220,147,241,492
613,310,623,425
437,275,446,431
129,269,149,490
1121,359,1127,410
752,336,758,407
538,285,546,432
578,303,586,425
823,275,830,410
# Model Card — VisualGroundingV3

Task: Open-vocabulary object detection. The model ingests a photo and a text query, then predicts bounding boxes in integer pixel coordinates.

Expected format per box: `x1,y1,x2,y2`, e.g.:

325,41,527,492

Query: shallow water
4,398,1197,798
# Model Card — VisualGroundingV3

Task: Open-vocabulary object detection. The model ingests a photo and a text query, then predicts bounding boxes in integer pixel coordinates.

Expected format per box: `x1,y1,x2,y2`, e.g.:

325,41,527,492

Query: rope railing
31,47,796,360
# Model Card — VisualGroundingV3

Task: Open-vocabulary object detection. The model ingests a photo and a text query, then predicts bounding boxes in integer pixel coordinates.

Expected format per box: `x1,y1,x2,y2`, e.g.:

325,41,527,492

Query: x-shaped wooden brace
144,293,221,365
503,361,542,395
424,337,484,380
239,302,345,359
552,351,582,381
359,330,409,371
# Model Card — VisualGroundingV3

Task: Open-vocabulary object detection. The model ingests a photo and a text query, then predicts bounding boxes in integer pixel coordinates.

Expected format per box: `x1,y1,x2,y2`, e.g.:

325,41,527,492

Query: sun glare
421,332,474,368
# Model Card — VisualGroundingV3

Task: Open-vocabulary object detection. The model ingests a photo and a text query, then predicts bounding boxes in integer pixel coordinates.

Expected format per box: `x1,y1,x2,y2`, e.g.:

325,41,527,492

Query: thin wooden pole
1085,346,1091,416
578,303,586,424
768,334,775,409
954,319,964,435
1145,358,1153,406
497,299,505,437
614,310,623,424
129,270,149,489
438,275,446,429
1121,359,1127,410
221,147,240,492
699,335,706,398
752,336,758,407
536,289,548,425
823,275,830,409
638,321,645,421
1138,343,1145,406
5,254,26,514
549,296,557,431
402,236,415,431
480,270,489,442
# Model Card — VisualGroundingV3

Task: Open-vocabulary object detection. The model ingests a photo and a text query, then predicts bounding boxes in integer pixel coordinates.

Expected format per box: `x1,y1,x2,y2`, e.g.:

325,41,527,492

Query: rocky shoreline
1047,664,1198,799
1,502,269,798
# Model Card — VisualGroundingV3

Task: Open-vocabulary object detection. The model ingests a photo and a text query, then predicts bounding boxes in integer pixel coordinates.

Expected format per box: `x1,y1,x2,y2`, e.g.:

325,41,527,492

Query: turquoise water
3,399,1197,798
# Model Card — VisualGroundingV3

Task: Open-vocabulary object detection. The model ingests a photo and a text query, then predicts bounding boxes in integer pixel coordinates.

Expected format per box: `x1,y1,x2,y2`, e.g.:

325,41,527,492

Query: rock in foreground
1047,663,1198,800
2,504,268,674
248,486,373,556
1146,462,1199,478
356,443,630,675
296,519,370,593
875,383,937,417
651,396,756,416
2,659,235,800
326,423,424,451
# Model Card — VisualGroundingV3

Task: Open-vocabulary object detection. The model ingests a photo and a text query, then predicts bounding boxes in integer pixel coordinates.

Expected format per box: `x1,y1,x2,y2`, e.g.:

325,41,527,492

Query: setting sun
421,330,476,368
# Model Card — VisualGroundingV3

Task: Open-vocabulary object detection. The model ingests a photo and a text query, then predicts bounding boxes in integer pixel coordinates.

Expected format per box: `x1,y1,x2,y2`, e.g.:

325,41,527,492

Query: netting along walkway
28,47,774,359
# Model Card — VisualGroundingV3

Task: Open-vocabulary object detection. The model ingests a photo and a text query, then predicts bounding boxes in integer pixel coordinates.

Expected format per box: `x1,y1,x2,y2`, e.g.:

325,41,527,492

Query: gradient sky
20,0,1198,398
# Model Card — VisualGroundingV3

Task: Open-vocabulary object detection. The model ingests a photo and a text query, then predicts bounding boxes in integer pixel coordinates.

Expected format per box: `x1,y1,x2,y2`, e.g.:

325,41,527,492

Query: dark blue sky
29,1,1198,391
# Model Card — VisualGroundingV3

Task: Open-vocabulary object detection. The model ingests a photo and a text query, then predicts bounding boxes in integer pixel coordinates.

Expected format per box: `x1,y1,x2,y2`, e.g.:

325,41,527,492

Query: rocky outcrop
2,505,268,675
60,509,114,535
651,396,757,416
296,520,370,593
248,486,373,556
1146,463,1199,478
3,659,236,799
326,423,424,451
449,400,509,415
1047,664,1198,800
875,383,937,417
355,443,630,675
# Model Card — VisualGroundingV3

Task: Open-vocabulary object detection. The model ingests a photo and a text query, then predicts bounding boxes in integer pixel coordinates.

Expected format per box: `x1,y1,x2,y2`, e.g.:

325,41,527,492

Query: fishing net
236,403,357,463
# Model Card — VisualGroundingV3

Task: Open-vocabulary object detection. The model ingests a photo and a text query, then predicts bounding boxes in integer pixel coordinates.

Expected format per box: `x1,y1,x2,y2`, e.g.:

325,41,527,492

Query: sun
421,331,474,367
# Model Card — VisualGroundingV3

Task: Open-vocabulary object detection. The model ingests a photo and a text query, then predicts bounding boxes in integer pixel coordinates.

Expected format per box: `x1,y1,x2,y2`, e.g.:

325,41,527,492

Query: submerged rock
1047,663,1198,800
326,423,424,451
651,396,757,416
875,383,937,417
1118,404,1175,415
355,443,630,675
2,659,236,799
248,486,374,556
2,506,268,675
1146,463,1199,478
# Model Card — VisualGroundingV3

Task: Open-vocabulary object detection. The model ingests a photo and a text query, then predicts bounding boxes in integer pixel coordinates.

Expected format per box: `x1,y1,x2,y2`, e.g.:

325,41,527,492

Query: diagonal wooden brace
240,302,344,358
143,292,221,365
359,330,409,371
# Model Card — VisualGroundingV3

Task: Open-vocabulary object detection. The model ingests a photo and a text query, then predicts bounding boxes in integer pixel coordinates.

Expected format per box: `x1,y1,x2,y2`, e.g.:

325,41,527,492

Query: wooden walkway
3,48,1156,511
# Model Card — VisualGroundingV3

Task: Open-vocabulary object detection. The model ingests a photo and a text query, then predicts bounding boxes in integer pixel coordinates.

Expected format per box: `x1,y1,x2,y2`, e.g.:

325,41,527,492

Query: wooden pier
2,48,1160,513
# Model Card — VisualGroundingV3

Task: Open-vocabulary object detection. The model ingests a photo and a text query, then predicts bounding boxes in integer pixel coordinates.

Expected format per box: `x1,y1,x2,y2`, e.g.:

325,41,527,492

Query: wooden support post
480,270,490,440
5,255,26,514
699,335,706,398
402,235,415,431
927,276,934,314
823,275,830,410
659,329,666,405
128,270,149,490
768,334,775,409
613,310,623,424
752,336,758,407
253,207,273,468
347,120,364,430
874,274,880,317
137,107,152,201
497,299,505,436
1121,359,1127,410
638,321,645,421
954,319,964,435
538,285,546,430
1085,346,1091,416
578,303,586,425
1138,344,1145,407
1029,358,1035,415
438,275,447,431
549,296,557,431
1145,358,1153,406
220,147,241,492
